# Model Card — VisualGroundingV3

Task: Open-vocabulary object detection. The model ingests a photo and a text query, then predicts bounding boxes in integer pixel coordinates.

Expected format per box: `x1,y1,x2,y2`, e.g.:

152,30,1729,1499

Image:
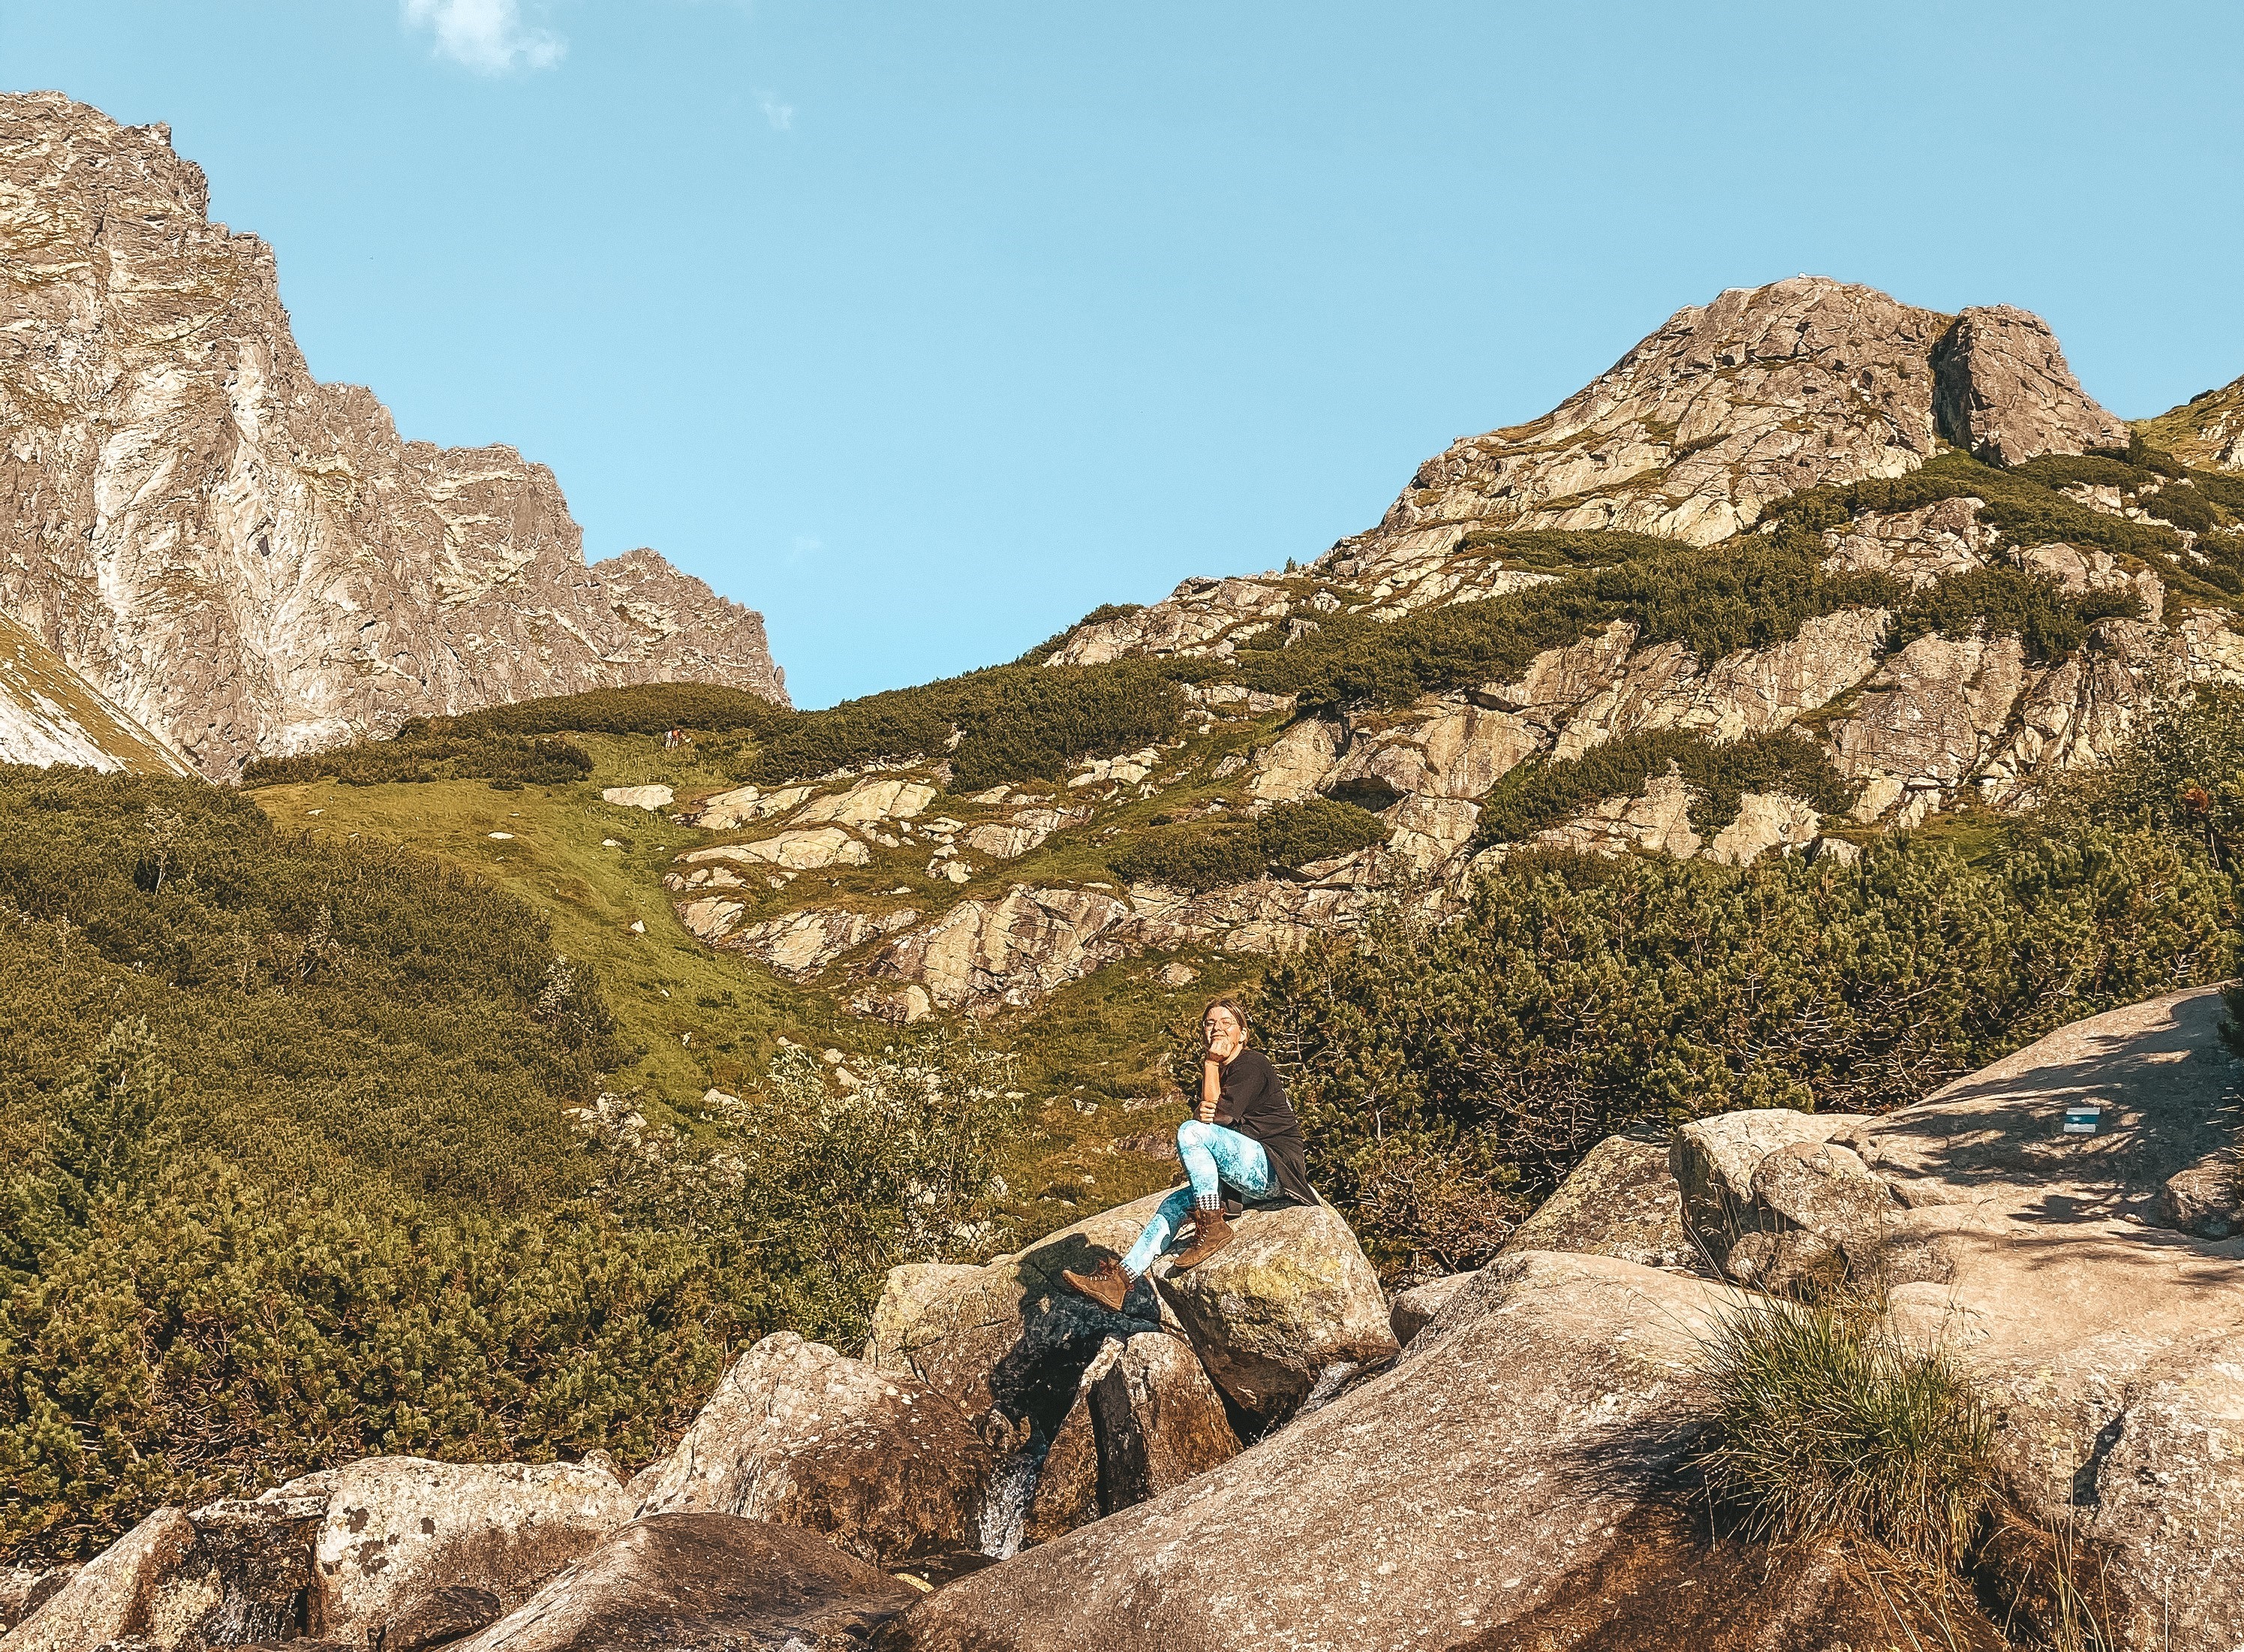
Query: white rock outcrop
0,94,785,779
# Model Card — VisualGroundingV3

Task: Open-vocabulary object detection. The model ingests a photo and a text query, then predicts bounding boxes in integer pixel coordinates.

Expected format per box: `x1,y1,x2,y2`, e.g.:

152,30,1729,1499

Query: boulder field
6,988,2239,1651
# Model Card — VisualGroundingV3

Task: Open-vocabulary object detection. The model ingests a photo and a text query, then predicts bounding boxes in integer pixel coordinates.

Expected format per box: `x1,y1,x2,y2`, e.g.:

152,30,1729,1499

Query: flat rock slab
451,1514,914,1651
1854,986,2244,1650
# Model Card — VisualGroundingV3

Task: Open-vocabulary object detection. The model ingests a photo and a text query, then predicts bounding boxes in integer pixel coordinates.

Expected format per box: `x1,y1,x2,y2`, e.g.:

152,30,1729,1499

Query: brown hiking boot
1170,1208,1234,1270
1060,1257,1132,1312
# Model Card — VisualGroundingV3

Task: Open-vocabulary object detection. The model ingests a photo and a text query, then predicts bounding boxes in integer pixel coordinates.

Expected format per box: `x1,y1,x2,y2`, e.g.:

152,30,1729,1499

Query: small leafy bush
1694,1300,1997,1570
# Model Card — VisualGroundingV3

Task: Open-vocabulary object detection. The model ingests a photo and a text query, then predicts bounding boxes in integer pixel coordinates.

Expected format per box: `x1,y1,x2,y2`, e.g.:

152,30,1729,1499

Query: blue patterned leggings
1117,1120,1274,1277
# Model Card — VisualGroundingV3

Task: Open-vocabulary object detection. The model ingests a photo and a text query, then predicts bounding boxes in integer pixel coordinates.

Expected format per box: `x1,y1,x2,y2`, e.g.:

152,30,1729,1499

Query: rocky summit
0,93,787,778
651,272,2244,1022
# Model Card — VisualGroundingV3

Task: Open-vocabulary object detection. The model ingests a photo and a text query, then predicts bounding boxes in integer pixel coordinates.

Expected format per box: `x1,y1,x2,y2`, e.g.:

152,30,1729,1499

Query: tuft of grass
1695,1298,1998,1572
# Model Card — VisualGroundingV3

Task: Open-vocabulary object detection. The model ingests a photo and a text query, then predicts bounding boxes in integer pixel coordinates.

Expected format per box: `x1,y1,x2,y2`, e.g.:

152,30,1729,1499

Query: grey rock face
447,1514,914,1652
1500,1134,1698,1271
880,1251,1734,1652
0,94,785,780
1933,304,2130,465
627,1333,991,1569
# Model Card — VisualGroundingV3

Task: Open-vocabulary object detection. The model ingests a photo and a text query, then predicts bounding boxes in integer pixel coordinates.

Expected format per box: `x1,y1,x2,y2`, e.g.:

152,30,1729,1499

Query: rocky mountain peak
1327,275,2127,582
1930,302,2127,465
0,92,787,780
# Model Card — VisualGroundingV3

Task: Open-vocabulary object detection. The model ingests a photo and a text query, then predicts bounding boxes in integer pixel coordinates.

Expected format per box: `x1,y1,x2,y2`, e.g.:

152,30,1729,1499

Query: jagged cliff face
0,93,786,780
1333,277,2123,577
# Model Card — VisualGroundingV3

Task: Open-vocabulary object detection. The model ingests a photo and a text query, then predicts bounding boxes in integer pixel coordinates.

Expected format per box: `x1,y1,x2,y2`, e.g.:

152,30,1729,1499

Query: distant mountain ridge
0,92,787,780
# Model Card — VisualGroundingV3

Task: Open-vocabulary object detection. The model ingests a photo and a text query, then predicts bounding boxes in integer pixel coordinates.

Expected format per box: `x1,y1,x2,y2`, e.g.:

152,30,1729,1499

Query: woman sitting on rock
1063,997,1316,1310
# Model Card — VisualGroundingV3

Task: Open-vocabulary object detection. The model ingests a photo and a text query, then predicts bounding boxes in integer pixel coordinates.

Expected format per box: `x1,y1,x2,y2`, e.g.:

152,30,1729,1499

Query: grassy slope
244,722,1260,1244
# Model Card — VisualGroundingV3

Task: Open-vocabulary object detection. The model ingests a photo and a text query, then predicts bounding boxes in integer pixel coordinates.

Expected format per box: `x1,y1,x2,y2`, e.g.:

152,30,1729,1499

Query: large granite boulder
1668,1107,1868,1274
1386,1269,1476,1348
629,1333,991,1568
866,1193,1175,1435
868,1189,1391,1435
450,1514,915,1651
0,1571,74,1638
877,1250,1733,1650
1151,1199,1396,1419
206,1457,633,1647
1,1458,634,1652
1087,1334,1240,1514
1849,986,2244,1651
1500,1133,1697,1271
0,1508,194,1652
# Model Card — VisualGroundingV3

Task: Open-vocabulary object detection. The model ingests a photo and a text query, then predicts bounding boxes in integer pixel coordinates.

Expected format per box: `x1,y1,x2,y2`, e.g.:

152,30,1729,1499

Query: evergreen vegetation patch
744,659,1190,792
1111,797,1391,891
1768,447,2244,604
1255,730,2242,1277
1888,567,2144,664
1475,729,1854,847
242,732,594,789
0,770,1024,1562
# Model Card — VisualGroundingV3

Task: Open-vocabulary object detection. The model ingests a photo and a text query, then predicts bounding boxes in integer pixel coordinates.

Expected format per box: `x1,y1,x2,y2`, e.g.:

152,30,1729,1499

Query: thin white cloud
402,0,567,75
757,90,796,131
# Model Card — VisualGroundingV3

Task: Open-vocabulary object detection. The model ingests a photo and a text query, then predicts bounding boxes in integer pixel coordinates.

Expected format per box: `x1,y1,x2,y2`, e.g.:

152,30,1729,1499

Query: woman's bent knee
1177,1119,1214,1151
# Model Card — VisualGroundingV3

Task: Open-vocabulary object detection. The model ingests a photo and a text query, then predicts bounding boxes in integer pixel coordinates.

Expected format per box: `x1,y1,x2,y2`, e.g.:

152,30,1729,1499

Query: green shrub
1233,540,1906,712
1256,818,2235,1274
402,682,791,741
1110,822,1265,892
1254,798,1392,867
1770,450,2244,605
241,733,593,790
0,859,1024,1567
1476,729,1854,847
1890,567,2144,664
1111,798,1391,891
1694,1299,1997,1569
746,660,1189,791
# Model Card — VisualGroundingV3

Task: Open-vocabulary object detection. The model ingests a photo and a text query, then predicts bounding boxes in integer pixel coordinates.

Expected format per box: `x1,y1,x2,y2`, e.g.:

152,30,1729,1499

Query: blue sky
4,2,2241,707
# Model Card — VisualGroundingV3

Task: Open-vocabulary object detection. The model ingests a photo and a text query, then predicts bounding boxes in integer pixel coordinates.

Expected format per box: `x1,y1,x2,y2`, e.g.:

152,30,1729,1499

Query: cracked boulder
449,1514,914,1652
627,1333,991,1569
